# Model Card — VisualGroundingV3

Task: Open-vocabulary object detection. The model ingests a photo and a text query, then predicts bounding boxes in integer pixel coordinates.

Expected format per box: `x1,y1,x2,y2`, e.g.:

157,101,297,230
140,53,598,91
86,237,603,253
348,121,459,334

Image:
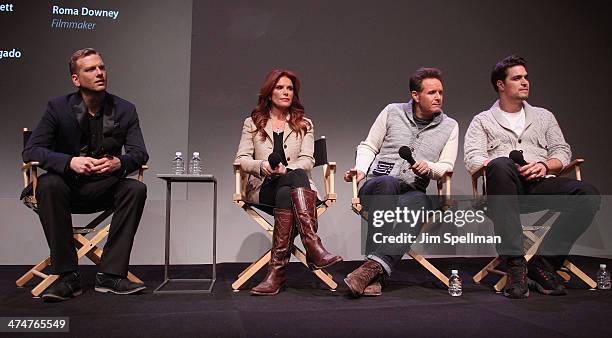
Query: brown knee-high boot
291,187,342,269
251,208,295,295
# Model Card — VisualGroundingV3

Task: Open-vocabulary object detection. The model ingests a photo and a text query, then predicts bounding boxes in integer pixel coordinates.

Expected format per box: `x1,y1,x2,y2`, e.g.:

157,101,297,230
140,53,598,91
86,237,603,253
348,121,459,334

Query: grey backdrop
2,0,611,265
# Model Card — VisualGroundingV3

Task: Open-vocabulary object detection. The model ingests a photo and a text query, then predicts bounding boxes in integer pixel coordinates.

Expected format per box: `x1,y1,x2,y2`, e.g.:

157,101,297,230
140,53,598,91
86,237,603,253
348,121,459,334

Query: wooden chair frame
471,158,597,291
349,170,454,287
16,128,147,297
231,138,338,291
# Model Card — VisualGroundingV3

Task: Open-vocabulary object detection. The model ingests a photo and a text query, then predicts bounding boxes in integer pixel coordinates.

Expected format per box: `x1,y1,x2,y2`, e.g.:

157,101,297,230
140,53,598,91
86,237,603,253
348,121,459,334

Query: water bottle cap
451,269,458,274
175,151,182,156
193,152,199,157
601,264,607,269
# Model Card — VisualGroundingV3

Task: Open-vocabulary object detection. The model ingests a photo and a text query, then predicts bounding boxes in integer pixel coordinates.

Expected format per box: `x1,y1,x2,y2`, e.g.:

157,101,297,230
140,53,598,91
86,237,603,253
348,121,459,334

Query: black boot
528,256,567,296
503,256,529,299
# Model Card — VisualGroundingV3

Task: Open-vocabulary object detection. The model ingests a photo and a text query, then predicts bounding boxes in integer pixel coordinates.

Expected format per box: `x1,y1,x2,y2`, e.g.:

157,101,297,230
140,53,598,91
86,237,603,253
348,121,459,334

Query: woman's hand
261,161,287,176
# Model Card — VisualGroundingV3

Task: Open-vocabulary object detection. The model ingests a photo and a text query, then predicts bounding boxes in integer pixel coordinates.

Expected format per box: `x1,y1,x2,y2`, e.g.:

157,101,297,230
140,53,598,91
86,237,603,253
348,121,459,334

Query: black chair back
314,137,328,167
23,128,32,149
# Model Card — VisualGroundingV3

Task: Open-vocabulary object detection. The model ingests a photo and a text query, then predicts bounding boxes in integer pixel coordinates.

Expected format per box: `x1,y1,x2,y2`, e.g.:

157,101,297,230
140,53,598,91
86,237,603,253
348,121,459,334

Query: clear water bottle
170,152,185,175
188,152,203,175
597,264,611,290
449,269,462,296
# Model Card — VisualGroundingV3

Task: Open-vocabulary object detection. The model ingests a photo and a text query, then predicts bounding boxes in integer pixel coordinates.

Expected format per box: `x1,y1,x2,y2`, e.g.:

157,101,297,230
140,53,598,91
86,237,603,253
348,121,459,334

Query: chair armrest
471,165,486,181
436,171,453,197
137,165,148,182
22,161,40,171
347,169,361,207
471,164,488,197
558,158,584,180
233,162,245,202
322,162,337,201
22,161,40,202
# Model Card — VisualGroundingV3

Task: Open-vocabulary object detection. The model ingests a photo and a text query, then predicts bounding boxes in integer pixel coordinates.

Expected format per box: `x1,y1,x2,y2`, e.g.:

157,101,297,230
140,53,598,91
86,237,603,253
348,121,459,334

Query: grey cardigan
464,100,571,174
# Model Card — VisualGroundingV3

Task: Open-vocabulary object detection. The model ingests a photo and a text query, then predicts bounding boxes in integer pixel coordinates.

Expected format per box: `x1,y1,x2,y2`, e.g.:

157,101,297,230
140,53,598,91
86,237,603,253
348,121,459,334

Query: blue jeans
359,176,431,276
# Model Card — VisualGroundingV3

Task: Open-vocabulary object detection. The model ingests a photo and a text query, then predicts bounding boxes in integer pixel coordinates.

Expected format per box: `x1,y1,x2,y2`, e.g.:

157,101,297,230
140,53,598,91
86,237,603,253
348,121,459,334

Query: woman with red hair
235,69,342,295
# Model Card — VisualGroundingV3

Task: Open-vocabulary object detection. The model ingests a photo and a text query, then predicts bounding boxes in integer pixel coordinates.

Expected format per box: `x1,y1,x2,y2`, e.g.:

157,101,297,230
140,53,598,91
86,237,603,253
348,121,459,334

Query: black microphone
268,152,282,170
509,150,528,166
399,146,416,166
95,137,120,158
399,146,427,190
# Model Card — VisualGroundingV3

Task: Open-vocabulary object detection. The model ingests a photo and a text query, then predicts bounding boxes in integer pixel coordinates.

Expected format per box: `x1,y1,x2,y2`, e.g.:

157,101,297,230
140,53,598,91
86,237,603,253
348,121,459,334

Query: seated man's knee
122,179,147,199
487,157,516,170
36,174,70,197
577,181,599,196
371,176,401,194
575,181,601,210
486,157,517,178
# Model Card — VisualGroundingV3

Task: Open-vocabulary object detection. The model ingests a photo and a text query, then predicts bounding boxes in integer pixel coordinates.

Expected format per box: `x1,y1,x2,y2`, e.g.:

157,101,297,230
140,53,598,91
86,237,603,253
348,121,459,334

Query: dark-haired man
342,68,458,297
23,48,149,302
464,55,600,299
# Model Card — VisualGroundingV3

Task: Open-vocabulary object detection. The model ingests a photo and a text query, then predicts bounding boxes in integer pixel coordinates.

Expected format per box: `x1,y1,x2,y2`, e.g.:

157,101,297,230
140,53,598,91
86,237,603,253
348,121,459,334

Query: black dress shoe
41,272,83,303
94,273,146,295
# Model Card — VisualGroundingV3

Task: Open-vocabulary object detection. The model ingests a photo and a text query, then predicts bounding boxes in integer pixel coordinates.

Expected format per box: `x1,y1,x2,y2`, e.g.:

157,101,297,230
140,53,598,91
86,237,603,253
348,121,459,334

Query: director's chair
471,159,597,291
16,128,146,297
231,136,338,291
349,169,454,287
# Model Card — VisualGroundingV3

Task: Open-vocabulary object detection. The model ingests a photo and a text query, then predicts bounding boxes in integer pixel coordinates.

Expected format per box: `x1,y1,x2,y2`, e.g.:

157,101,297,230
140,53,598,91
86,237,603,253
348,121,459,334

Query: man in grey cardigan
464,55,600,299
343,68,458,297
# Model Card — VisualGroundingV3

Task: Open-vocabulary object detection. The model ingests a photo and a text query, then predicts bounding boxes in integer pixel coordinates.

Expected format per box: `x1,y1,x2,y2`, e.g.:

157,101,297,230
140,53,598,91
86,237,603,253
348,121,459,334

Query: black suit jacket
23,91,148,178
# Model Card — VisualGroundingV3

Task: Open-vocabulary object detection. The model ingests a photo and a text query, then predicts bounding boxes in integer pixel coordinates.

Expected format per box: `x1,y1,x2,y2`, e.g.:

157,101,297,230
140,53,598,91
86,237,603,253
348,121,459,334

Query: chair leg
557,270,571,281
473,256,502,283
16,256,51,287
31,274,59,297
494,275,507,292
232,250,272,291
563,260,597,289
292,246,337,290
73,226,144,284
75,225,110,259
407,249,450,287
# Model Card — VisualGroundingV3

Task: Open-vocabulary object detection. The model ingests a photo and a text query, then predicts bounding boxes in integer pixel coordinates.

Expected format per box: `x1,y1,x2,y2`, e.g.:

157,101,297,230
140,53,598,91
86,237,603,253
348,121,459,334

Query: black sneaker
528,257,567,296
41,272,83,303
94,273,146,295
503,257,529,299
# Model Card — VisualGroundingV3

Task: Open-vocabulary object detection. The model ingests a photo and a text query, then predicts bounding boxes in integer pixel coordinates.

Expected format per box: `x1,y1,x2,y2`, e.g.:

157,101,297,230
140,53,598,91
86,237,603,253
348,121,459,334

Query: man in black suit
23,48,149,302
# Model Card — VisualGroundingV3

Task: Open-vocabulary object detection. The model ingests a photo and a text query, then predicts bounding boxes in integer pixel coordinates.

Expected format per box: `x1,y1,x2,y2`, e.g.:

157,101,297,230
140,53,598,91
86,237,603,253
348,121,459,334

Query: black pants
35,173,147,276
259,169,310,211
486,157,600,267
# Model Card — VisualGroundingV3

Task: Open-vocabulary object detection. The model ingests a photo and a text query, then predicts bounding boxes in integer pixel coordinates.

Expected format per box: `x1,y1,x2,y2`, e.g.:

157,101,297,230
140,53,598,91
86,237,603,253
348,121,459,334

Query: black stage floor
2,257,612,337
